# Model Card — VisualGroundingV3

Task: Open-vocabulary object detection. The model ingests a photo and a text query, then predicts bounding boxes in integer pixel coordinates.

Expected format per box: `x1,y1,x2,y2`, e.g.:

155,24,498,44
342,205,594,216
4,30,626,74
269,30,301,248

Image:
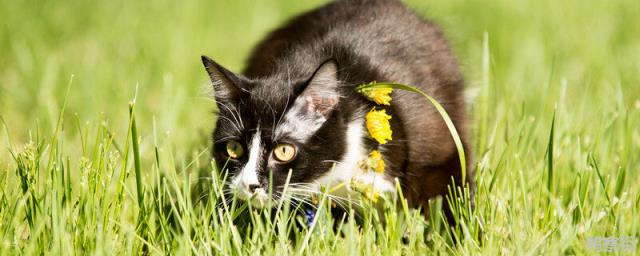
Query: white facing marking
230,130,263,198
274,96,327,142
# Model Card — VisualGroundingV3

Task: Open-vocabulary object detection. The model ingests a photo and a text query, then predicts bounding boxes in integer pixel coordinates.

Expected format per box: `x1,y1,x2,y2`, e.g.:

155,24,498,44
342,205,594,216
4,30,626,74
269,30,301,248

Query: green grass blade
546,110,556,193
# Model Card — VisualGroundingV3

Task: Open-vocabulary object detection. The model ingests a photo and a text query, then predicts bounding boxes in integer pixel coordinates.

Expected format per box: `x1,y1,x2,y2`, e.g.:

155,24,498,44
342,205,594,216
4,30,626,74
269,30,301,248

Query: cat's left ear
292,59,340,119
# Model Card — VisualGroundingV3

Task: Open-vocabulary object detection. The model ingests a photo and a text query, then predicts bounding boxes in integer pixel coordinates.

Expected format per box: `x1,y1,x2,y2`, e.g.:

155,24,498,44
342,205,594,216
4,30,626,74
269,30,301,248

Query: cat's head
202,56,349,207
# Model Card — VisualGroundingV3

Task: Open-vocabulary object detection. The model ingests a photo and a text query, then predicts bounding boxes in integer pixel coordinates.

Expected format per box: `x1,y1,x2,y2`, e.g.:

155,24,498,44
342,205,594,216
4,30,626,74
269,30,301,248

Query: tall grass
1,0,639,254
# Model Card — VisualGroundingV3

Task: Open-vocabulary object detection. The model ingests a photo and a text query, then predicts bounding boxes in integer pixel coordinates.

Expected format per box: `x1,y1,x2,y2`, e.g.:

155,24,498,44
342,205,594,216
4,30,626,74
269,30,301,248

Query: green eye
273,143,296,162
225,140,244,159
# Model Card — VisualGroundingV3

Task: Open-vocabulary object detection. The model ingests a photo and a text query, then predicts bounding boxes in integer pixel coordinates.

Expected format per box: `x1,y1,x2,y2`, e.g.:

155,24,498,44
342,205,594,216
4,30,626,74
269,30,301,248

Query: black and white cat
202,0,473,219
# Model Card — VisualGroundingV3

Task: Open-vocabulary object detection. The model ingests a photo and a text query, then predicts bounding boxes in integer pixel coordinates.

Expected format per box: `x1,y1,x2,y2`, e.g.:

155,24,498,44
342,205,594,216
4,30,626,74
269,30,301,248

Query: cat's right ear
202,55,243,102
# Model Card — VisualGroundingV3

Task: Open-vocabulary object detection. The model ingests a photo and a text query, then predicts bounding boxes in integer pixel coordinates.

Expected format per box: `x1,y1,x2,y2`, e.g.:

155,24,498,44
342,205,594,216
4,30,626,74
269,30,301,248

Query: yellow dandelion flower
366,108,392,144
362,186,380,203
367,150,385,173
349,178,381,203
359,87,393,105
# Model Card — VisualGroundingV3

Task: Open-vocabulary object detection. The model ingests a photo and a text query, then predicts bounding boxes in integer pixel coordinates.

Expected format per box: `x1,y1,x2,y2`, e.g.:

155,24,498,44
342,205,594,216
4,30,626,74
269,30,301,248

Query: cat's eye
273,143,296,162
225,140,244,159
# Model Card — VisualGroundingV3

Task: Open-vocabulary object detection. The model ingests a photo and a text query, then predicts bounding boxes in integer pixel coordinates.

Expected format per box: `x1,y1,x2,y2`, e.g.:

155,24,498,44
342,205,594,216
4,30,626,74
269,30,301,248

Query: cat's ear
202,55,243,102
291,59,340,119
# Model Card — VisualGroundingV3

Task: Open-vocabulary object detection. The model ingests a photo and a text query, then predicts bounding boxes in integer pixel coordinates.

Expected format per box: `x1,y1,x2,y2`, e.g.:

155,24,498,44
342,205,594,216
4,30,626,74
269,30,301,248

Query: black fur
203,0,473,220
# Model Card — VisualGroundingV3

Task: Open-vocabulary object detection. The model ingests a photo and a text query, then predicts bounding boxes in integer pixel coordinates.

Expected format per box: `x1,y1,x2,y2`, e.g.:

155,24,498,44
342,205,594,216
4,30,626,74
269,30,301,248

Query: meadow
0,0,639,254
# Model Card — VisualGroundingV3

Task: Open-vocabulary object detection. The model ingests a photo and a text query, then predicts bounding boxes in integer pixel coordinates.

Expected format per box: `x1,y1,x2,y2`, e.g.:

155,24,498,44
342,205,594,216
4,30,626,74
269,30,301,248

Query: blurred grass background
1,0,638,155
0,0,639,254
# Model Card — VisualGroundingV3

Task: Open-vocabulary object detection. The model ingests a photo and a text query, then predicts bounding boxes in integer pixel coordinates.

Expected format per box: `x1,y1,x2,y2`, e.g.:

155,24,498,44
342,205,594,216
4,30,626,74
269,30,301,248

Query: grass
1,0,639,254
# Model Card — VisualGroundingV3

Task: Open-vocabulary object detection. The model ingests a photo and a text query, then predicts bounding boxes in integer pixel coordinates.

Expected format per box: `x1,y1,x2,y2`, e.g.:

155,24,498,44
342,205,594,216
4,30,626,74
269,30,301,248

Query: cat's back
244,0,461,86
241,0,472,212
245,0,466,163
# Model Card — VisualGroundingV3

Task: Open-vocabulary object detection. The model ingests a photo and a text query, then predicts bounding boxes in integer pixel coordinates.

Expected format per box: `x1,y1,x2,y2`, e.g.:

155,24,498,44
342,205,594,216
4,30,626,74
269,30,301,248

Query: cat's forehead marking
274,97,327,142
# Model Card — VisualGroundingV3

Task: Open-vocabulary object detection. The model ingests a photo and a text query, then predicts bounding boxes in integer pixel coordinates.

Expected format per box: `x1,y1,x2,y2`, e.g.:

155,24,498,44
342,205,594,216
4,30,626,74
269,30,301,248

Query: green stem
357,83,467,184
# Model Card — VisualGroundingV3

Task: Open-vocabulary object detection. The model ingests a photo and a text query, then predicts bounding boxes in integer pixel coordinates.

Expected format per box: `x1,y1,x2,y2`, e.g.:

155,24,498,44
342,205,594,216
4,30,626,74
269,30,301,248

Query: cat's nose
247,184,261,193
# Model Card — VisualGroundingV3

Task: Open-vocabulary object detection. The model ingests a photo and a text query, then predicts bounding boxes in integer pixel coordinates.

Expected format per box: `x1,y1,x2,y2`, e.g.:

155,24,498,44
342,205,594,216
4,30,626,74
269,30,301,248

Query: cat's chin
245,198,270,209
234,189,271,209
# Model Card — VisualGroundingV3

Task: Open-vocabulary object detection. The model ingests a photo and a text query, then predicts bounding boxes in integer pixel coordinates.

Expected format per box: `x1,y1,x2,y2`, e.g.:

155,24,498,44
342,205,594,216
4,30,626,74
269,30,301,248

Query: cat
202,0,473,222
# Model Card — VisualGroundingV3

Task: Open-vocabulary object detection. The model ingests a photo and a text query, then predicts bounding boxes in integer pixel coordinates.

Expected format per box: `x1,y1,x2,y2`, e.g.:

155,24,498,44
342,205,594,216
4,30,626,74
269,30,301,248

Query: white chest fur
313,118,396,199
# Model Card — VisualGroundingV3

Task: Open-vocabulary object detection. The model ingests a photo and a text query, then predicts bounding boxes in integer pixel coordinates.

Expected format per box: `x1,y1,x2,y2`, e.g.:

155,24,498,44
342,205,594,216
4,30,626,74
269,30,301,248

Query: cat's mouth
229,183,323,209
230,185,270,208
